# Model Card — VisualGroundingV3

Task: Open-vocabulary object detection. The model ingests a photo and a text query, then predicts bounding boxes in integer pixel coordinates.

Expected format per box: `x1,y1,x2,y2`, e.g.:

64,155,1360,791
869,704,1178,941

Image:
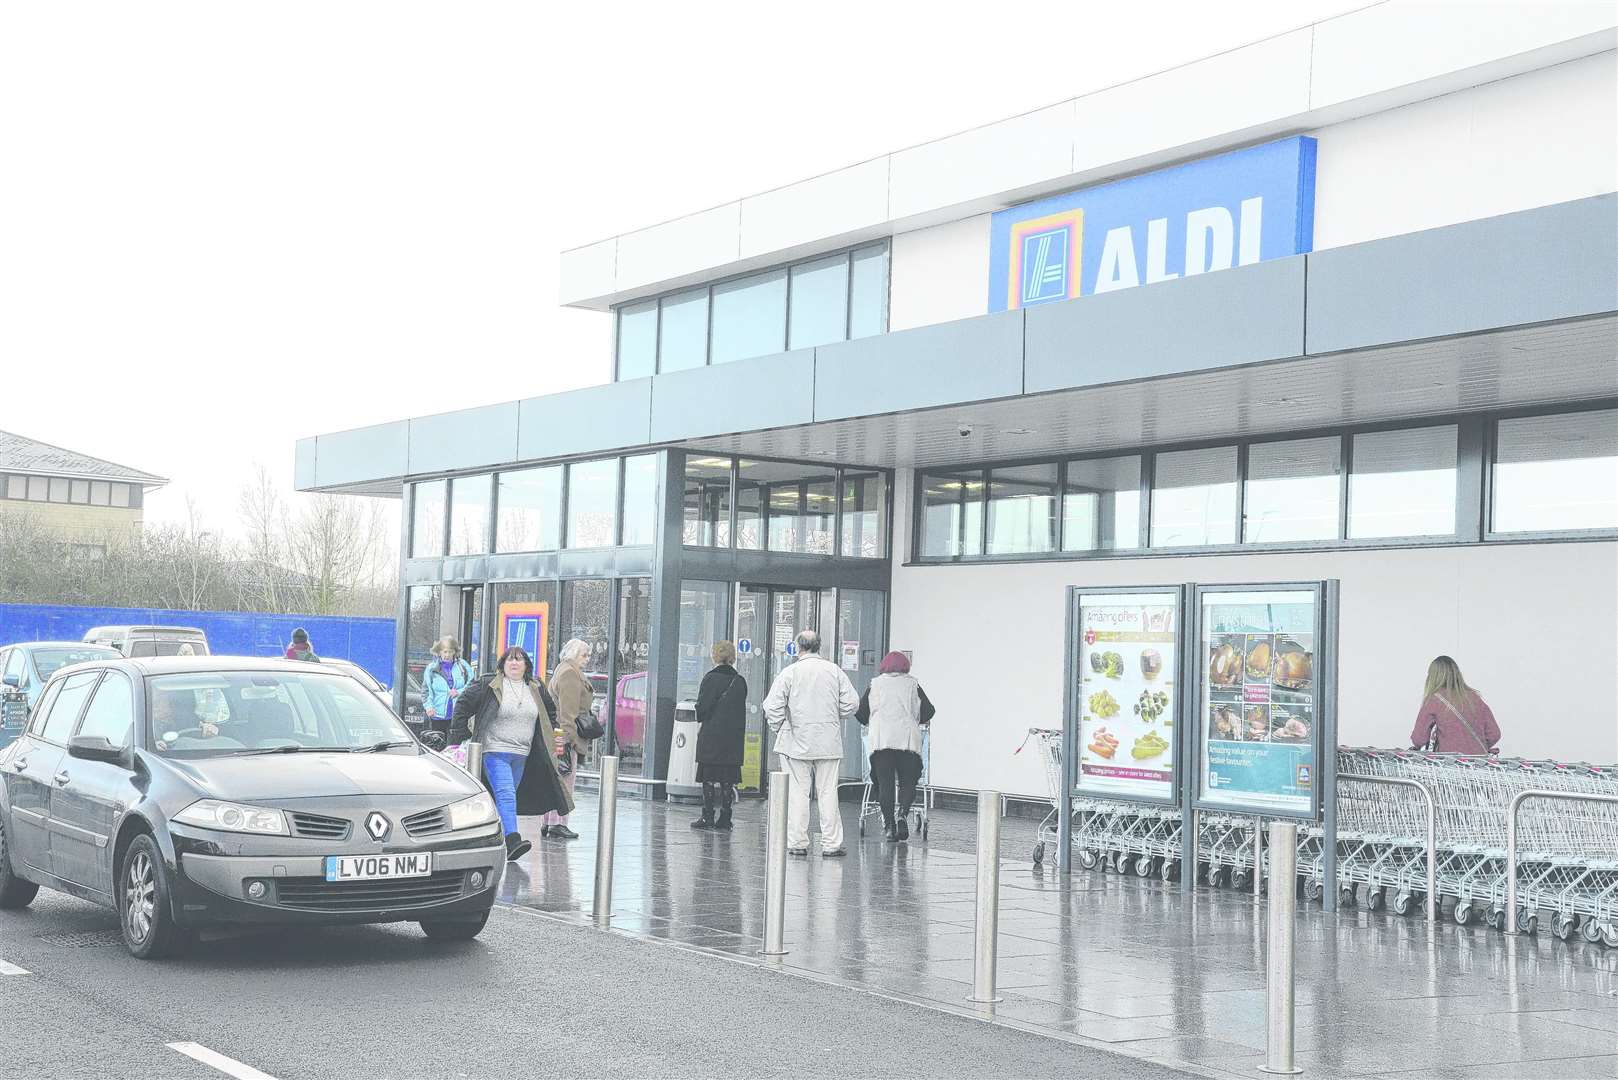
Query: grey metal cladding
517,378,653,461
650,349,814,442
1306,194,1618,355
293,437,318,491
813,310,1024,421
311,421,408,489
407,401,519,475
1024,255,1306,394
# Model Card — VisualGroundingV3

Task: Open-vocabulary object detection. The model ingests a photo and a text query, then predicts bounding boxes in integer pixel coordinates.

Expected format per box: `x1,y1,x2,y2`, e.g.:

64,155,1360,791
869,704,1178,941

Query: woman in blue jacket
423,636,474,740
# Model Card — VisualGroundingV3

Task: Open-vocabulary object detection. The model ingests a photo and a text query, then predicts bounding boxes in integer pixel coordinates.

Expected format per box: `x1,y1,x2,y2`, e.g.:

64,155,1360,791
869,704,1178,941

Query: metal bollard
464,741,484,782
592,755,618,924
1254,817,1264,898
1261,821,1302,1075
763,770,789,956
969,790,1002,1004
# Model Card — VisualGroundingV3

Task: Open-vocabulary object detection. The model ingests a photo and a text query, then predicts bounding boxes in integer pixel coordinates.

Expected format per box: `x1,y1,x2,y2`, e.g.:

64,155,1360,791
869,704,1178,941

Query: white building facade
298,2,1618,800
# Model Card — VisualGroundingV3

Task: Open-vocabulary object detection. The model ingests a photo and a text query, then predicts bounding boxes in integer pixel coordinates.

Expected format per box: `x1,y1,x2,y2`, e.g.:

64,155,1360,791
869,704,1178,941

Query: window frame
908,400,1618,566
611,241,890,380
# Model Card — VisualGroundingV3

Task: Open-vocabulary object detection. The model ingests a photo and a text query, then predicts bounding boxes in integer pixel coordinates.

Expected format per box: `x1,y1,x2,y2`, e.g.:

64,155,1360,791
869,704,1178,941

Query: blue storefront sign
988,136,1317,312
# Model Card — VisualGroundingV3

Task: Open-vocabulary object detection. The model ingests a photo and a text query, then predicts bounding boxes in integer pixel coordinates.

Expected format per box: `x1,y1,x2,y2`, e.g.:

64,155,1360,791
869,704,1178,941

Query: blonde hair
712,641,736,665
560,638,592,665
433,637,461,658
1423,655,1476,705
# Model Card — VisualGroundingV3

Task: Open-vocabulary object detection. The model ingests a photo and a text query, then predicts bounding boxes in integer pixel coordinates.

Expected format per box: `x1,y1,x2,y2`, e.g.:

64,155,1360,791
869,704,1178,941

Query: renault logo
364,812,390,841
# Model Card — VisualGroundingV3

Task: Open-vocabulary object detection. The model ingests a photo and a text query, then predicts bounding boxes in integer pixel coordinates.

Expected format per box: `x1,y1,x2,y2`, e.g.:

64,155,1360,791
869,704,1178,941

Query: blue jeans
483,751,527,835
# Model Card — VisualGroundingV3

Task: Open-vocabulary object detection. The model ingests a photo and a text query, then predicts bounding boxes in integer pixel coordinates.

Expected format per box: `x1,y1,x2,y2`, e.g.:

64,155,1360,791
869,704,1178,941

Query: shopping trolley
855,726,931,839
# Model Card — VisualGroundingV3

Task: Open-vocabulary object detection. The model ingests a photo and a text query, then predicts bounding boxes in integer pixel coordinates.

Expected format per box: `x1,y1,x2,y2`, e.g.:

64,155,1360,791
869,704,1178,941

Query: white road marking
0,959,30,975
166,1043,279,1080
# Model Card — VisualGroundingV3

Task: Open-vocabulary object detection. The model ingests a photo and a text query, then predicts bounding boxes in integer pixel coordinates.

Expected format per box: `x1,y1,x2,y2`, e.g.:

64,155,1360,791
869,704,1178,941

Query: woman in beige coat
544,638,598,840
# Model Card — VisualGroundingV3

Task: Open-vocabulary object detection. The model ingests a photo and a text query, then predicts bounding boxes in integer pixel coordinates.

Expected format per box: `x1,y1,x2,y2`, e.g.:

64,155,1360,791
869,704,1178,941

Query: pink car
613,671,647,753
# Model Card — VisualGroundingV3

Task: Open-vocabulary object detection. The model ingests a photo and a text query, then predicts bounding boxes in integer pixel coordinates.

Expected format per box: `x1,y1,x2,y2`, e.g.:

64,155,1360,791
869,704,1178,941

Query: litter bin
666,700,702,802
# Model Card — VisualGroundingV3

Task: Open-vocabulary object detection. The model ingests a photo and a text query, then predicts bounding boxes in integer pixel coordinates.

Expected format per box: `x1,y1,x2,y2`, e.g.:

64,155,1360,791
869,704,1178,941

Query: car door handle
53,771,70,786
6,758,24,773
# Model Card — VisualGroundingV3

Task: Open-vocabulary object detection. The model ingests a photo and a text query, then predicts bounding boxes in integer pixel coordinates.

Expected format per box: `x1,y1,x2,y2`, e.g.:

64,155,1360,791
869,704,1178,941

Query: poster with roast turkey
1197,586,1322,817
1073,590,1181,803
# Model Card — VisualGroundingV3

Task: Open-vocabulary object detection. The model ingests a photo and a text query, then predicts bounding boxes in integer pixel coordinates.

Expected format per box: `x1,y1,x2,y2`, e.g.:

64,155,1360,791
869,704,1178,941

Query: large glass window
849,245,889,340
683,456,732,547
710,269,788,365
1492,409,1618,534
677,580,731,702
658,288,708,373
1150,446,1238,547
1062,455,1141,551
735,459,835,553
920,471,985,558
620,454,658,545
496,465,562,553
1244,437,1342,543
410,479,446,559
566,459,619,548
788,253,850,350
615,299,657,381
986,465,1058,555
404,586,442,721
448,474,492,556
1349,426,1457,539
840,470,886,558
613,579,652,774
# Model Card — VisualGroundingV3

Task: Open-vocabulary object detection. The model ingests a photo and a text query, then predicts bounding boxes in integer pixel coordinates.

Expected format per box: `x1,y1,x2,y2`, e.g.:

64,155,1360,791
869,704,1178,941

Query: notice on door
1198,588,1319,817
840,640,860,671
1073,592,1179,801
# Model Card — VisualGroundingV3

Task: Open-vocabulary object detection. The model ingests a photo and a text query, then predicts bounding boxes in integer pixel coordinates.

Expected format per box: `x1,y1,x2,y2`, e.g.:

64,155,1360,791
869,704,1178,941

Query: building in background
0,429,167,554
296,3,1618,799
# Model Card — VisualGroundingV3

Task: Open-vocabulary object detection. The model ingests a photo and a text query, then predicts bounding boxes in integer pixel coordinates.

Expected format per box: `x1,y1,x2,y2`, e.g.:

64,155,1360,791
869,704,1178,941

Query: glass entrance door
733,585,845,793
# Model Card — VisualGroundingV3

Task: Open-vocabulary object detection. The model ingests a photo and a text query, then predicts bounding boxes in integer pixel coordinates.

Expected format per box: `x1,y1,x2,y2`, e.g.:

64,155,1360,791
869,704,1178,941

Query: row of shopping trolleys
1021,729,1618,947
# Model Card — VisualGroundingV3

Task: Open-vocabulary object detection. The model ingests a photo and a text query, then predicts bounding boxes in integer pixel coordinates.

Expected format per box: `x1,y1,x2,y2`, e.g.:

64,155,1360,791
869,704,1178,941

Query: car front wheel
0,816,39,909
419,910,490,942
119,834,189,959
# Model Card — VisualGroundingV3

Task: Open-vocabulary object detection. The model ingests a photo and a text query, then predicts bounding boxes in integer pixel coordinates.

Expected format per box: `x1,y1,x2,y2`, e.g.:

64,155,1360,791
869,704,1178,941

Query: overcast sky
0,0,1377,538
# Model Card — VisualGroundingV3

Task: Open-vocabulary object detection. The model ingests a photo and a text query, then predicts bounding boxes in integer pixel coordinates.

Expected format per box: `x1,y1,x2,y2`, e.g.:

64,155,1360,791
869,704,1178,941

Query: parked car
613,670,647,755
317,658,394,713
0,642,122,749
81,625,210,658
0,657,503,958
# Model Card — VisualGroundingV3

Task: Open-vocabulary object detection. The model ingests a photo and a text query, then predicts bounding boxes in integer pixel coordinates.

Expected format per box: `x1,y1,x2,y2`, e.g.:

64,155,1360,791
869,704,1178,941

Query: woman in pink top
1411,656,1500,754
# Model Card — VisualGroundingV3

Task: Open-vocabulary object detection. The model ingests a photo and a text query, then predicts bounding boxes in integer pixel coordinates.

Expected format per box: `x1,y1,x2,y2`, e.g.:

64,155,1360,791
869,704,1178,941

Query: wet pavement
501,793,1618,1080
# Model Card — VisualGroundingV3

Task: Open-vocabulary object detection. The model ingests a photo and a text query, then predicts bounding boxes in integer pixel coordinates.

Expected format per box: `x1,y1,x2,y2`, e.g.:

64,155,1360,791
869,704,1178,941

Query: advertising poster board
496,602,550,682
1195,585,1328,819
1069,587,1184,804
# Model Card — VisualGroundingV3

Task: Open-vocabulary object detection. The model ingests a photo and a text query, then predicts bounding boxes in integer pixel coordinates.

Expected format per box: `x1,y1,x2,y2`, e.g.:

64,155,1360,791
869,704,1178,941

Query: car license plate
323,853,433,882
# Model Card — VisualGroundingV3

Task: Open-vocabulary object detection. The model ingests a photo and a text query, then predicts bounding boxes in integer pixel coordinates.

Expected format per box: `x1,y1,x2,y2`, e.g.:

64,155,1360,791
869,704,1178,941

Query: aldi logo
1010,211,1084,308
989,136,1316,313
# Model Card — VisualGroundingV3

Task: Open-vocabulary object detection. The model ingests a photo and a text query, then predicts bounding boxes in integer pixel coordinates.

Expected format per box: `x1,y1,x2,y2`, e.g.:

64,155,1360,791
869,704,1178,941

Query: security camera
957,423,974,438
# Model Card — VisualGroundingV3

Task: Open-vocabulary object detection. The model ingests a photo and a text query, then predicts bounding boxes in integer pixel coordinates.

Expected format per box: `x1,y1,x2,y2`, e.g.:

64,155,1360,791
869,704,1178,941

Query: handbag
574,708,605,742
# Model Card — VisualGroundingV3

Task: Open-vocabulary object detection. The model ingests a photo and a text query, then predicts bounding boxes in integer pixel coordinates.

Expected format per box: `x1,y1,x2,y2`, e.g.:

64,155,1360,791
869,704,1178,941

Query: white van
81,625,211,657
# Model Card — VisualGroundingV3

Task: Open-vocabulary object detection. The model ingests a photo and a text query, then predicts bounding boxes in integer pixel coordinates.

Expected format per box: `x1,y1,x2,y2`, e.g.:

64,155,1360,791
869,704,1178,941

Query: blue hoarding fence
0,602,396,687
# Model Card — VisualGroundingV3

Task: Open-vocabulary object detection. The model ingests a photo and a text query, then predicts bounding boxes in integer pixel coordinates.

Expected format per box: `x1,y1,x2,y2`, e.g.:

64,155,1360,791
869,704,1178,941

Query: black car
0,657,504,958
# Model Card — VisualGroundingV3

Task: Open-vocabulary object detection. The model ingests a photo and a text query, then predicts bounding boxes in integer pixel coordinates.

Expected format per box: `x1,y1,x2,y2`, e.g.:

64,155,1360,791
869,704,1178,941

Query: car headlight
173,799,288,835
447,793,497,831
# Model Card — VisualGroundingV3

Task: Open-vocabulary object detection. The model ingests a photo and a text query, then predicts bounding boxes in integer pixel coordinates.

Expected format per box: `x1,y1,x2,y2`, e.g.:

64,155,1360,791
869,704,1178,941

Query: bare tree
282,492,392,616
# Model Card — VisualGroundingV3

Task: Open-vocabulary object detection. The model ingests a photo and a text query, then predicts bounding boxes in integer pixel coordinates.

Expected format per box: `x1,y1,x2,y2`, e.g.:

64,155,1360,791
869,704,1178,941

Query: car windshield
147,671,415,757
130,638,210,657
330,662,382,692
33,646,119,679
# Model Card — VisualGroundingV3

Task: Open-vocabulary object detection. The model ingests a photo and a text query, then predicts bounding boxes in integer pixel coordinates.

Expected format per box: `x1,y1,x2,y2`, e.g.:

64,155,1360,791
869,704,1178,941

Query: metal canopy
684,316,1617,469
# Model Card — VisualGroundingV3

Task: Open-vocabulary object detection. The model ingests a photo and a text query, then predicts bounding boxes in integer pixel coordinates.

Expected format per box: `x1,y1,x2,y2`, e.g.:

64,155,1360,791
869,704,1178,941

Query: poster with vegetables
1198,587,1321,817
1074,591,1180,801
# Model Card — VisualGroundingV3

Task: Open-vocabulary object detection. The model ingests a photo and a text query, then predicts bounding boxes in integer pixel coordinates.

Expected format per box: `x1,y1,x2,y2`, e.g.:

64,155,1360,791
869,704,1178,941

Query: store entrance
732,585,885,794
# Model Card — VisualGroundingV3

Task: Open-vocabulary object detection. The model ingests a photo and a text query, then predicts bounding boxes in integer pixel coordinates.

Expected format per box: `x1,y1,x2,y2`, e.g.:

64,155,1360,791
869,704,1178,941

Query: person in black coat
691,641,747,831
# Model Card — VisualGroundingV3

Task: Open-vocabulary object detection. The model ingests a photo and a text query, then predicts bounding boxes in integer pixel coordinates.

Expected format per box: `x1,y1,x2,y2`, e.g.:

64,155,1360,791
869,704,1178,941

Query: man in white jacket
762,630,858,856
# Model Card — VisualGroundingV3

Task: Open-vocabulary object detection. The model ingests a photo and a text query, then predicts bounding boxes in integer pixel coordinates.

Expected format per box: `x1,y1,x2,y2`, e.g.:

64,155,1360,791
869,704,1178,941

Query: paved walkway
501,794,1618,1080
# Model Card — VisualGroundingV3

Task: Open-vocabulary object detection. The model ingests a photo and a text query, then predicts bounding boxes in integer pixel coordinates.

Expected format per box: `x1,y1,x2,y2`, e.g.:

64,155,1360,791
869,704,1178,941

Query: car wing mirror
1,674,18,688
68,735,127,765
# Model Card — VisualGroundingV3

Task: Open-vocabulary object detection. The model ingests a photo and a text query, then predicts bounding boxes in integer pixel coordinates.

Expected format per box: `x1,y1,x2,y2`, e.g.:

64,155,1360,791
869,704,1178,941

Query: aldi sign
989,136,1316,311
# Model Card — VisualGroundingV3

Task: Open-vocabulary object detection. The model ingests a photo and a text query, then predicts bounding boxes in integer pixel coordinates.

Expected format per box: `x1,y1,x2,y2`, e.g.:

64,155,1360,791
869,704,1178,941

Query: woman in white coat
855,651,935,842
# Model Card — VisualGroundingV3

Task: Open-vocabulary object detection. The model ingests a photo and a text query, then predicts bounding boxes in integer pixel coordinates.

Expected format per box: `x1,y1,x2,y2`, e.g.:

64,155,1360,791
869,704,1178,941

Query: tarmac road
0,887,1193,1080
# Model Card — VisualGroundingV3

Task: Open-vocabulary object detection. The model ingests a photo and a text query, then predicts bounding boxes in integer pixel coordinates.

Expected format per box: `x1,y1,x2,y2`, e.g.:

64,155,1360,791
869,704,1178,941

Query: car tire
0,817,39,910
118,834,189,960
419,910,490,942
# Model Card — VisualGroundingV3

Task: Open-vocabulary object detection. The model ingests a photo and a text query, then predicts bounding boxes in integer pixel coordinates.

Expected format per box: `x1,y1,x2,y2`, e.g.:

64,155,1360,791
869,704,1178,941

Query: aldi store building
296,5,1618,801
